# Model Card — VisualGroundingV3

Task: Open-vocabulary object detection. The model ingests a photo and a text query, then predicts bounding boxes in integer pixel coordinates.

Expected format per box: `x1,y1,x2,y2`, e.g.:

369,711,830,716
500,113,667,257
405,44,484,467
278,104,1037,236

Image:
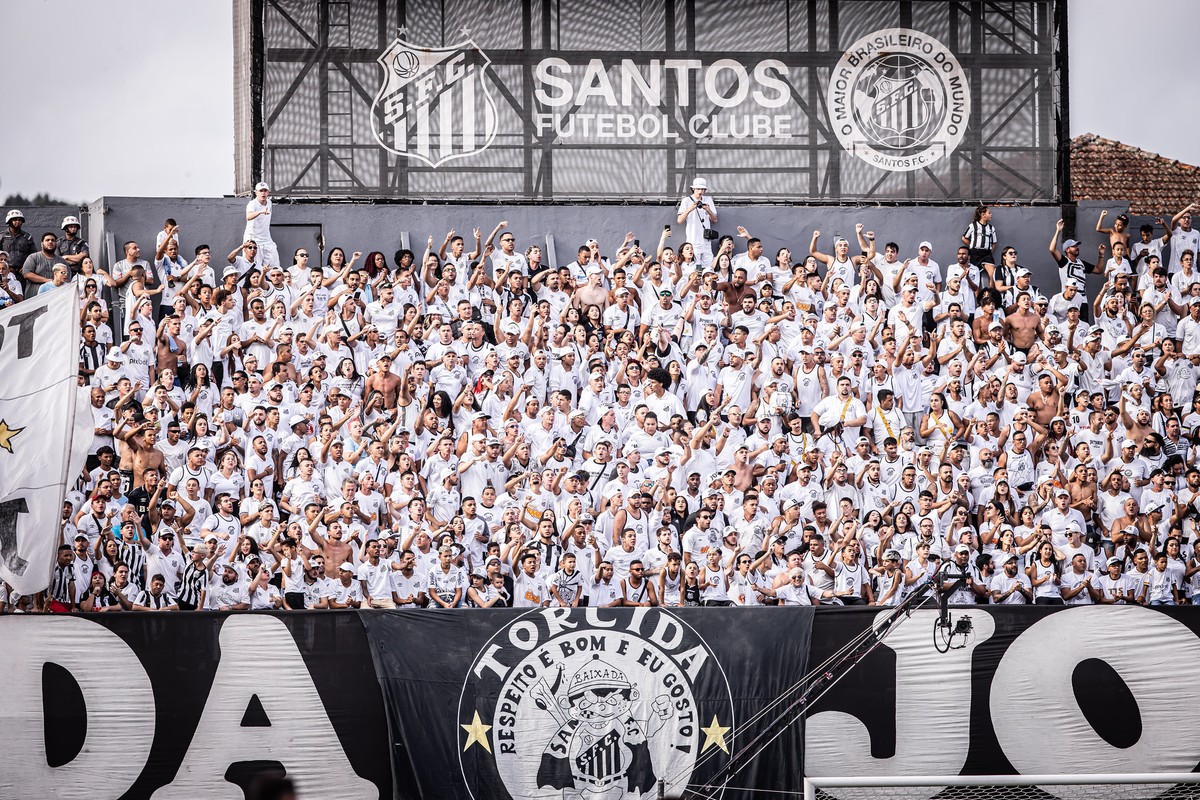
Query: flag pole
51,283,84,591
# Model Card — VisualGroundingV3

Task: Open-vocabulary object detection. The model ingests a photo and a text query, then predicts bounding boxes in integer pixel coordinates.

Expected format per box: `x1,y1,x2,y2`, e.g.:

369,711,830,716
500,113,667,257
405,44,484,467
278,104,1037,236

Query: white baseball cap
254,181,270,191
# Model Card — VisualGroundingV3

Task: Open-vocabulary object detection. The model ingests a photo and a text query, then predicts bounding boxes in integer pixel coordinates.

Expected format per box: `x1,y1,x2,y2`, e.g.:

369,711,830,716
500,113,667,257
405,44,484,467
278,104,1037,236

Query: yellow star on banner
0,420,23,454
461,710,492,753
700,715,730,754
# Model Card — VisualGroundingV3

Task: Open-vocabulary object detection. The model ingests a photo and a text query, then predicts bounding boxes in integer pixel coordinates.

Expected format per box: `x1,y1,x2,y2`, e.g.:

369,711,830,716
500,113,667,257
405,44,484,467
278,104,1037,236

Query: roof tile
1071,133,1200,216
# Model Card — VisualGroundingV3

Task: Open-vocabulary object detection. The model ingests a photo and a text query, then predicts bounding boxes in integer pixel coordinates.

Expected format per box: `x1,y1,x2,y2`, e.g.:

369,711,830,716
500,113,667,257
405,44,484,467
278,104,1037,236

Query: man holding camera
677,177,718,269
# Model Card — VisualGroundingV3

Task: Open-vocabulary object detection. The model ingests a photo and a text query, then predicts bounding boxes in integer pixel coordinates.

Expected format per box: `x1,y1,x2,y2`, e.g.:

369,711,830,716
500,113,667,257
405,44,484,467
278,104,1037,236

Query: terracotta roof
1071,133,1200,216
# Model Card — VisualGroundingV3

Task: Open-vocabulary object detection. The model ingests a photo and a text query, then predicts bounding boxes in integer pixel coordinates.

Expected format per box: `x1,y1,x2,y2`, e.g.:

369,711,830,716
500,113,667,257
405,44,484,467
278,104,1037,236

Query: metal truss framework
247,0,1066,202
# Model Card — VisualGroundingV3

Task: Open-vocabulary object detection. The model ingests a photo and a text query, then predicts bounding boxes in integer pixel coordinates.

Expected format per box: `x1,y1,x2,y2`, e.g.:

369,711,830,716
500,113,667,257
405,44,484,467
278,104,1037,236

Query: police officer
56,215,90,272
0,209,35,279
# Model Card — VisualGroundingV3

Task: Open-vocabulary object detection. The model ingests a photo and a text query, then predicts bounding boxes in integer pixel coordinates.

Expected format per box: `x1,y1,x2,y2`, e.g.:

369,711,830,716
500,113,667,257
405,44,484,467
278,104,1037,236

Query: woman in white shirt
1027,541,1064,605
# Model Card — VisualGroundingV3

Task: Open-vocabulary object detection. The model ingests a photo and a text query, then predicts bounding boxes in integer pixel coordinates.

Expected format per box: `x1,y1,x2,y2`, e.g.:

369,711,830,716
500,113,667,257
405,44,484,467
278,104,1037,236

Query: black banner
805,606,1200,792
360,607,812,800
8,606,1200,800
245,0,1063,202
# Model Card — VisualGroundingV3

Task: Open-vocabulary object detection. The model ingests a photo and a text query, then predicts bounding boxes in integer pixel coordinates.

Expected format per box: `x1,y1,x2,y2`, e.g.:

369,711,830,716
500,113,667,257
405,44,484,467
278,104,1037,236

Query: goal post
803,773,1200,800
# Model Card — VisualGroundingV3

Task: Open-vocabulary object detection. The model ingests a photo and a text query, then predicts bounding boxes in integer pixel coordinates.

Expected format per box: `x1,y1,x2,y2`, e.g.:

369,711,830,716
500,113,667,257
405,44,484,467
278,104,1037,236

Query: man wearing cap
989,552,1032,604
1165,203,1200,273
888,273,930,354
1048,220,1097,289
603,284,638,334
143,527,186,598
640,287,683,341
1093,556,1132,604
244,182,279,268
909,240,942,299
939,544,978,605
677,178,718,268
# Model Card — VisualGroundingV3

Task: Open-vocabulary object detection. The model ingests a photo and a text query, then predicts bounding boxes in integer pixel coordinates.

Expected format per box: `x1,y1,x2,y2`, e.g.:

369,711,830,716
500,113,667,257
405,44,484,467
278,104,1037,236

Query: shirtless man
573,265,609,309
1025,372,1063,427
120,424,165,491
729,444,766,491
1004,292,1043,352
311,519,358,568
1066,464,1098,527
365,354,402,410
155,316,188,377
713,267,758,314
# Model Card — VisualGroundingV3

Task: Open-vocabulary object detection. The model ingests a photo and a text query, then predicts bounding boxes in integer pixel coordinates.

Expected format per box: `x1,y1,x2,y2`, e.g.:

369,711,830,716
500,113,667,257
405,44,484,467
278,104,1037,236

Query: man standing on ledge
244,181,279,269
677,177,718,269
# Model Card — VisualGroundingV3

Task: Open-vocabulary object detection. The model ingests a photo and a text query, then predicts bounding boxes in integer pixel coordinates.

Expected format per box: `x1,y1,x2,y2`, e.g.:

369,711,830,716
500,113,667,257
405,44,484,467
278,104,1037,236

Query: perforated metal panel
239,0,1065,202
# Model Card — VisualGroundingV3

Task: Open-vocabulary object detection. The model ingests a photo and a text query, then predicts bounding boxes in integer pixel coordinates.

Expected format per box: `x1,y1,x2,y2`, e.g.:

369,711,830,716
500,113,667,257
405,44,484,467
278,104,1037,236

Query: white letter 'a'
991,606,1200,800
0,616,155,799
151,615,376,800
805,609,995,800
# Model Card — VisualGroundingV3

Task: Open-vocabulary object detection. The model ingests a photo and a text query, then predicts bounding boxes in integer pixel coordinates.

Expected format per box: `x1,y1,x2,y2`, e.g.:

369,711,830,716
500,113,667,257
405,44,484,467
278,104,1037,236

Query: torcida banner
241,0,1063,202
8,606,1199,800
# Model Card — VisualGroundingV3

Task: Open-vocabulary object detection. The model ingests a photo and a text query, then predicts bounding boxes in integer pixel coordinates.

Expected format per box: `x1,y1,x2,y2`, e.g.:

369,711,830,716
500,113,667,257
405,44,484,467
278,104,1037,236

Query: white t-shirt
244,197,273,243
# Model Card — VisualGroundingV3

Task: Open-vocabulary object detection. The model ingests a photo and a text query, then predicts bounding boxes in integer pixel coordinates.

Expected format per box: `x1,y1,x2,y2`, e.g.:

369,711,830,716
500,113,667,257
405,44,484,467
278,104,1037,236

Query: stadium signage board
250,0,1061,201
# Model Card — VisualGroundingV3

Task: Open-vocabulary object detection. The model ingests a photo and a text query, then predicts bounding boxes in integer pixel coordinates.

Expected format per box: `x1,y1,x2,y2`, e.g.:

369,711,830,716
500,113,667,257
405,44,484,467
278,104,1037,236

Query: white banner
0,283,85,594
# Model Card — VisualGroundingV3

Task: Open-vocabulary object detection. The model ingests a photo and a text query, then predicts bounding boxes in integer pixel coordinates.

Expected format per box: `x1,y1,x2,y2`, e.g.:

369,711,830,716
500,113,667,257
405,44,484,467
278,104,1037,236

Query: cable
691,593,935,798
659,605,893,788
662,584,936,797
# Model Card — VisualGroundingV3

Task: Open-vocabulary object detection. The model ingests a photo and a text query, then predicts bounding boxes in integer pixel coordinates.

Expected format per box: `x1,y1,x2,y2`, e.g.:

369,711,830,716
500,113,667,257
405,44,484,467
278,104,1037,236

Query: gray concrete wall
3,205,88,242
90,196,1087,295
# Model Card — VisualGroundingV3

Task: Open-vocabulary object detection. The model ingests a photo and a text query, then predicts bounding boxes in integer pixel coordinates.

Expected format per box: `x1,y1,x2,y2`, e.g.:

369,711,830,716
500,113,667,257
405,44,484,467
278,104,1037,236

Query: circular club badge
459,608,734,799
826,28,971,172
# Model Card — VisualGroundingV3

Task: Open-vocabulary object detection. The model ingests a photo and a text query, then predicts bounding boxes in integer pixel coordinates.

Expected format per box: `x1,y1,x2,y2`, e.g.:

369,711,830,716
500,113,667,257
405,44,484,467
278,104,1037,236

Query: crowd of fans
2,181,1200,613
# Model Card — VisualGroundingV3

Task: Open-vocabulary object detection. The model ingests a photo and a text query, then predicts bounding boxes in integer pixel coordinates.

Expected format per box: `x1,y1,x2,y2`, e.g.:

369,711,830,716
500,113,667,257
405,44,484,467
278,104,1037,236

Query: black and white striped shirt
80,341,107,375
50,563,74,604
135,590,176,609
962,221,997,251
117,540,148,586
177,561,207,608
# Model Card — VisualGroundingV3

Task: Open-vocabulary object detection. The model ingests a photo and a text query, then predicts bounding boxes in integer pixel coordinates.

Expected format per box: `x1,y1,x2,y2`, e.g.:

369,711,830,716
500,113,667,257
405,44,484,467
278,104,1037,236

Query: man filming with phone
677,177,718,269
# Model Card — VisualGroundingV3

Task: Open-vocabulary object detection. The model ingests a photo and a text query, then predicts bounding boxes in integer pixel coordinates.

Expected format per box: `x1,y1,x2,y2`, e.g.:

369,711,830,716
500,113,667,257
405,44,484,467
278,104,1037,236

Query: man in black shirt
125,470,162,538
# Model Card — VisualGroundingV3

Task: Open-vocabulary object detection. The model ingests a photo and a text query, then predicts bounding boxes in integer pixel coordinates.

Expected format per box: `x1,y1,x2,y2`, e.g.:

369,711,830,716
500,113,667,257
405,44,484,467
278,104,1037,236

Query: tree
3,192,72,206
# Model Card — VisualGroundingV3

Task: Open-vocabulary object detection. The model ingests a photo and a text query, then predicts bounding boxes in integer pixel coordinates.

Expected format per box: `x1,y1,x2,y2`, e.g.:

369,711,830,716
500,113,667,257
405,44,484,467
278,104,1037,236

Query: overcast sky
2,0,1191,203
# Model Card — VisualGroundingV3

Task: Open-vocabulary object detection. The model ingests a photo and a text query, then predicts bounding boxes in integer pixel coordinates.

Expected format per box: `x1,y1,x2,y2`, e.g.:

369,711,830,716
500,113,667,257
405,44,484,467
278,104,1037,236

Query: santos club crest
825,28,970,172
371,35,499,168
459,608,734,799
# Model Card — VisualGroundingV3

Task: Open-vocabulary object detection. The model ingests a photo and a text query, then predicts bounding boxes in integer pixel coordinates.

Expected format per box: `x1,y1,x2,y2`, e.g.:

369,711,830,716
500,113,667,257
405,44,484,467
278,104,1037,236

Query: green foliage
3,192,73,206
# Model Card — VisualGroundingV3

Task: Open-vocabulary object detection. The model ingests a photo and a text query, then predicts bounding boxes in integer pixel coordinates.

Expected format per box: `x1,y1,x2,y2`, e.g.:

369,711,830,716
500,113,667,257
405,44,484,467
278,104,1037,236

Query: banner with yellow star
0,283,91,595
360,606,812,799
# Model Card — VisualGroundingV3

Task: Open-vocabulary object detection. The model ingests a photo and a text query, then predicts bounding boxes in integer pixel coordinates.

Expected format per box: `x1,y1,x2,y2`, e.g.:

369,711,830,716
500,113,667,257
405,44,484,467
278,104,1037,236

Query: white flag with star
0,282,89,595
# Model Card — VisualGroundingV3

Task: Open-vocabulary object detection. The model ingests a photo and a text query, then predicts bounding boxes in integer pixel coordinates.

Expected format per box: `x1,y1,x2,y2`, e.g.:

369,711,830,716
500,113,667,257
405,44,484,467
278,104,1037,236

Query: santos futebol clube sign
371,28,970,173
